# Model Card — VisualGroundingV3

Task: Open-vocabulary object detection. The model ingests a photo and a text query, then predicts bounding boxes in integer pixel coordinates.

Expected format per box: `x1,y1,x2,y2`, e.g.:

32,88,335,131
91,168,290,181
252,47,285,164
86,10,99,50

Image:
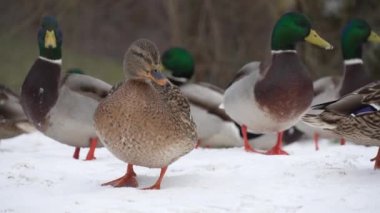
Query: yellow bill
45,30,57,48
305,29,333,50
368,31,380,43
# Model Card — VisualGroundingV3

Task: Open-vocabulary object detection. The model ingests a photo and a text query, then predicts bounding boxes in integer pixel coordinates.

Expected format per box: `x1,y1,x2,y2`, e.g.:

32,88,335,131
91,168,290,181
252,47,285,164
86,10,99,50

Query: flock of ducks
1,12,380,190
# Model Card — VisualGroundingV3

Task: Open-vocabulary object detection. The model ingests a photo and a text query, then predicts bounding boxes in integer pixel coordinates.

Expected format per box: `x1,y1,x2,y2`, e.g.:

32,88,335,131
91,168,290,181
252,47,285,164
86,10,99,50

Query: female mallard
0,85,35,140
223,12,333,155
296,19,380,149
303,81,380,169
162,47,303,149
94,39,197,190
20,16,111,160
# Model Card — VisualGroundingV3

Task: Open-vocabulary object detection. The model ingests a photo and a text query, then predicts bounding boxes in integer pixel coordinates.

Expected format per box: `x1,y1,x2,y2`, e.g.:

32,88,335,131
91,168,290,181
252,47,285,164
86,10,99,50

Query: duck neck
339,59,369,96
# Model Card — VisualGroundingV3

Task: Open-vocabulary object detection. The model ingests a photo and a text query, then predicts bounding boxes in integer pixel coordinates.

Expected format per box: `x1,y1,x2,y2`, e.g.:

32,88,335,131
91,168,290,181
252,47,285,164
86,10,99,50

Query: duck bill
368,31,380,43
305,29,333,50
45,30,57,48
152,70,169,86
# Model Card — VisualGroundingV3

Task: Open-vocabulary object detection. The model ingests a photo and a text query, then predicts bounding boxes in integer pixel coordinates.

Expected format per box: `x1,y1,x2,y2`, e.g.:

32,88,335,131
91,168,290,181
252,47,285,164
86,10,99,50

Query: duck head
161,47,195,85
123,39,168,86
271,12,333,51
38,16,62,60
341,19,380,60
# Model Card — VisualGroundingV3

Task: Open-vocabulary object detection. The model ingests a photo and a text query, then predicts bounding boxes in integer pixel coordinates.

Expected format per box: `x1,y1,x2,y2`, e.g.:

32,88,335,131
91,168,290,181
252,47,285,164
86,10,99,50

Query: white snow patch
0,132,380,212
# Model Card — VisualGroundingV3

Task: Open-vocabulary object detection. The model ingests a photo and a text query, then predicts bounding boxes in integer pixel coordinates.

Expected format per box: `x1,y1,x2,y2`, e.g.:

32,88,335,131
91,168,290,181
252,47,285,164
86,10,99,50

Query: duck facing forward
223,12,333,155
94,39,197,190
303,81,380,169
20,16,111,160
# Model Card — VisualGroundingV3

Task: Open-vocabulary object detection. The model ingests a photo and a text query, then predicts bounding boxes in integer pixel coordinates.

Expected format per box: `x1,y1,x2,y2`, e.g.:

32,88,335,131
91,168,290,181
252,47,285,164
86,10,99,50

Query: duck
20,16,112,160
161,47,304,149
296,19,380,150
222,12,333,155
302,81,380,169
94,39,197,190
0,85,35,140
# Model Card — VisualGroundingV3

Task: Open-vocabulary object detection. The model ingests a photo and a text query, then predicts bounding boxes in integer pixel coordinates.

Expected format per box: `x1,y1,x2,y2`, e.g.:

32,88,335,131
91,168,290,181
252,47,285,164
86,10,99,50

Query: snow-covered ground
0,132,379,213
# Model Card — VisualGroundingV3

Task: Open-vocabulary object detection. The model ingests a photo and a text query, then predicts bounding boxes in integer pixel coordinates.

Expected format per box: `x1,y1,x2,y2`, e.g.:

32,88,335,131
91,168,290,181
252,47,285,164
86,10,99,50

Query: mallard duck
0,85,35,140
223,12,333,155
302,81,380,169
296,19,380,150
94,39,197,190
20,16,111,160
162,47,304,149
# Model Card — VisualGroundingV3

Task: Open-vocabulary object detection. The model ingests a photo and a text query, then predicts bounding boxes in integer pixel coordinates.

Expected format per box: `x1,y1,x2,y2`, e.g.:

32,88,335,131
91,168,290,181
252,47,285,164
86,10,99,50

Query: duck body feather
94,79,197,168
224,53,313,133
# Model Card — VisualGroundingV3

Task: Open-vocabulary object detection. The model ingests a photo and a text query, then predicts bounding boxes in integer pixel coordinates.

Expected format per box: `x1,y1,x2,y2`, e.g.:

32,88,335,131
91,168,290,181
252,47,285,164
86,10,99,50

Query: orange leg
241,125,260,153
340,138,346,145
101,164,138,187
73,147,80,159
143,166,168,190
85,137,97,161
370,148,380,170
195,140,201,149
265,131,289,155
313,132,320,151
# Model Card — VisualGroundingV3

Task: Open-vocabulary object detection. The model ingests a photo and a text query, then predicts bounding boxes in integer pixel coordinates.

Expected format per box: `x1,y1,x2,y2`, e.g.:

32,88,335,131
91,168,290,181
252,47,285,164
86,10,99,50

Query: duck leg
73,147,80,159
370,148,380,170
313,132,320,151
340,138,346,145
195,140,201,149
143,166,168,190
265,131,289,155
85,137,97,160
101,164,138,187
241,125,260,153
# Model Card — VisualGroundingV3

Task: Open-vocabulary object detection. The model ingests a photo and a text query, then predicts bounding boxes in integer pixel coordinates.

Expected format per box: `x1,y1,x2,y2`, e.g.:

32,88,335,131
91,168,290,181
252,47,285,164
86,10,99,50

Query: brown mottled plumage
94,39,197,189
0,85,35,139
302,81,380,169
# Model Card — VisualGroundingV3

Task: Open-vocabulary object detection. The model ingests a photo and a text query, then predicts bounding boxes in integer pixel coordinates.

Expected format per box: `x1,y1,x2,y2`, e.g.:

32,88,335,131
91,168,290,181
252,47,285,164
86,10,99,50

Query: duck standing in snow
20,16,111,160
296,19,380,150
223,12,333,155
303,81,380,169
0,85,35,140
94,39,197,190
162,47,304,149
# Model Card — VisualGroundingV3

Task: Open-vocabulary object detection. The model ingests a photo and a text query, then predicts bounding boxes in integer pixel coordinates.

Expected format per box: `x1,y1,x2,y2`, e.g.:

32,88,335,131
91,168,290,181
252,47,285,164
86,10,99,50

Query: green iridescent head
341,19,380,60
161,47,194,80
271,12,332,51
37,16,62,60
66,68,85,75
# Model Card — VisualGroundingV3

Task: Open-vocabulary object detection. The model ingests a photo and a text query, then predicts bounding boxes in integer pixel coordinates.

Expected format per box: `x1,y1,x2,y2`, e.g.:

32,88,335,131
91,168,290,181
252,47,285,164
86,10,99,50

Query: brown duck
94,39,197,190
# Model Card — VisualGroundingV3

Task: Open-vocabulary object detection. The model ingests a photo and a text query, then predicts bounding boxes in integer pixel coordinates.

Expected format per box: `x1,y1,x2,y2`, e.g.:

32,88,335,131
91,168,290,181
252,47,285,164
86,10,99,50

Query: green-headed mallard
94,39,197,190
302,81,380,169
0,85,35,140
297,19,380,150
161,47,303,149
20,16,111,160
223,12,333,155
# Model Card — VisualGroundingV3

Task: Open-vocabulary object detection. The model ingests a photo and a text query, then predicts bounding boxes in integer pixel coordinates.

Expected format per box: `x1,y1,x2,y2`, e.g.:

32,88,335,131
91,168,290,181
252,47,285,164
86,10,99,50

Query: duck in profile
94,39,197,190
20,16,111,160
0,85,35,140
161,47,304,149
223,12,333,155
297,19,380,150
303,81,380,169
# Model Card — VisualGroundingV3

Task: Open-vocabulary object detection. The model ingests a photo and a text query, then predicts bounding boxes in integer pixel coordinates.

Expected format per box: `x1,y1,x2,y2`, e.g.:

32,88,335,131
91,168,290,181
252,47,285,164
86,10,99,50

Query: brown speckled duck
20,16,111,160
303,81,380,169
94,39,197,190
0,85,35,140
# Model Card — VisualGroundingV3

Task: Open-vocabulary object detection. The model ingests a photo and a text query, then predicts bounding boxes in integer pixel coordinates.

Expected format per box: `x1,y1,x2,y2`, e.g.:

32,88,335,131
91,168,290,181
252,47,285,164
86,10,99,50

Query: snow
1,132,380,213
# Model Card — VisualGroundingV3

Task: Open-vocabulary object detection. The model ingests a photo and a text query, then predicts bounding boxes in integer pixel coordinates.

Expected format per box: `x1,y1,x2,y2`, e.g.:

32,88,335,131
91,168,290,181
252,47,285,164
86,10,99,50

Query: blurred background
0,0,379,91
